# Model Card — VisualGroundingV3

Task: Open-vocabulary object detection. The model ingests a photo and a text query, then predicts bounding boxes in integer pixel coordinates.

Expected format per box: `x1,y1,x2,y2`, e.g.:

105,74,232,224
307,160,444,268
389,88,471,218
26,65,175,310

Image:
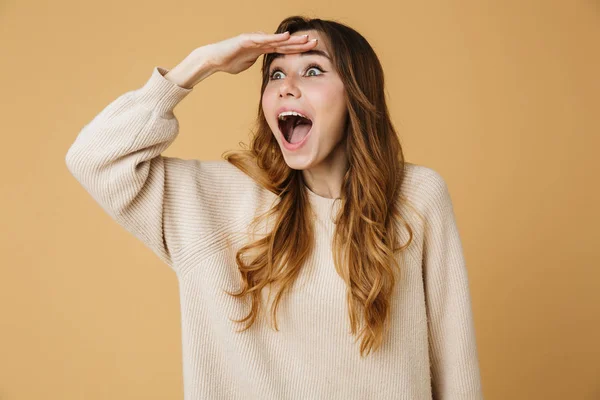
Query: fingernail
302,34,309,38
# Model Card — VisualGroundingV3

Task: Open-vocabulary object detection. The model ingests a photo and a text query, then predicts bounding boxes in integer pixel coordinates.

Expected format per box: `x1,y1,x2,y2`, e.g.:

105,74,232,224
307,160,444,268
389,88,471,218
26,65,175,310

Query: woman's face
262,30,348,171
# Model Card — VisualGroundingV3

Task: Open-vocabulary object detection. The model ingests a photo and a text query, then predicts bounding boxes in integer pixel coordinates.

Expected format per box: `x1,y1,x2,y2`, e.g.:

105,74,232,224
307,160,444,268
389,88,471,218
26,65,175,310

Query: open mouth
278,114,313,144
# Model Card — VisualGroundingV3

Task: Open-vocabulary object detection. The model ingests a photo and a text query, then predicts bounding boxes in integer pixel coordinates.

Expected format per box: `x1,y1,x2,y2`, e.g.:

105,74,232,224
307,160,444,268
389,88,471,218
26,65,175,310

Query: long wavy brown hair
221,15,415,357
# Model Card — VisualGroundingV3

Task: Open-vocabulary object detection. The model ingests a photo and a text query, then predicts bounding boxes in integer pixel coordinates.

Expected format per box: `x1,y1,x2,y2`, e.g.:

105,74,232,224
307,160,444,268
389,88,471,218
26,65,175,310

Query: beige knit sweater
65,66,484,400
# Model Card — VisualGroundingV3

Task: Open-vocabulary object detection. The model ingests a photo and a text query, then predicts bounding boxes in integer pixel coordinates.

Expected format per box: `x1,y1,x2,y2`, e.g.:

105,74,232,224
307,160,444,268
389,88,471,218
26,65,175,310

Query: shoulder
161,158,276,252
401,162,454,220
163,157,274,213
164,158,261,189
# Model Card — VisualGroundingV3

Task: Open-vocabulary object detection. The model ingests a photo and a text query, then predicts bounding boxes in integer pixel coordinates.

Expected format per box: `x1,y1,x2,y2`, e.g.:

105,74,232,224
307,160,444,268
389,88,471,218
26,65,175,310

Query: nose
278,76,301,98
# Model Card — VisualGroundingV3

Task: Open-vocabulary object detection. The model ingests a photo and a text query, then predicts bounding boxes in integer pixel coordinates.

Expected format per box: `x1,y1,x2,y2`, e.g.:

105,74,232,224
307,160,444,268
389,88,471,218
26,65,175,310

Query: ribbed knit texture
65,66,484,400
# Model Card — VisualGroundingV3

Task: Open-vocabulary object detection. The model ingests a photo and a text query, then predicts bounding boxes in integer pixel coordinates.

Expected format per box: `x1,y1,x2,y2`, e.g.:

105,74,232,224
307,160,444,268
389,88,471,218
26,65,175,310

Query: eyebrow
271,49,332,62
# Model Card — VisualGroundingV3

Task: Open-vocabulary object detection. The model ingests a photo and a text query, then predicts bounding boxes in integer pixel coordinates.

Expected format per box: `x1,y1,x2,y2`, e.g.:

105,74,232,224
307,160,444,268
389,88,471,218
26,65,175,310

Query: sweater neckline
305,186,342,223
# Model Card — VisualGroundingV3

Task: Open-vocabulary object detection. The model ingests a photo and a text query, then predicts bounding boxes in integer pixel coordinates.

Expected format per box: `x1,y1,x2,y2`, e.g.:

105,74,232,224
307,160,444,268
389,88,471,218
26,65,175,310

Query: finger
264,40,318,54
262,35,313,49
251,31,290,44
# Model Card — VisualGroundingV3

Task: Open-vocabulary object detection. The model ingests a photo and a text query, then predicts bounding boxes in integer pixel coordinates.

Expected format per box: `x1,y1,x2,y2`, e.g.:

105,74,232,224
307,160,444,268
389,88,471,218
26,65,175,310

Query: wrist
165,48,218,89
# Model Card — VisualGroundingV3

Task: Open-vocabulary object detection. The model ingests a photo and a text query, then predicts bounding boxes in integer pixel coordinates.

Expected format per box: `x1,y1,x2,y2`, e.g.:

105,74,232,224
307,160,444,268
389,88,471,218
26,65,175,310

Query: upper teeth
278,111,309,121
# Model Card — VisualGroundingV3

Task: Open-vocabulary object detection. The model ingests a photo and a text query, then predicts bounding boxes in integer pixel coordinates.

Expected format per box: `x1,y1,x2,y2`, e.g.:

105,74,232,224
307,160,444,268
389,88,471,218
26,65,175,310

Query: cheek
261,94,275,130
320,92,346,130
262,86,275,108
261,95,269,114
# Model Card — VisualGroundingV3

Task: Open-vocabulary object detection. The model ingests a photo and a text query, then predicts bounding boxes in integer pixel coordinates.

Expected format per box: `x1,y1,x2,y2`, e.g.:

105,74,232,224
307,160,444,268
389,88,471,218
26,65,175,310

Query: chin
280,151,316,171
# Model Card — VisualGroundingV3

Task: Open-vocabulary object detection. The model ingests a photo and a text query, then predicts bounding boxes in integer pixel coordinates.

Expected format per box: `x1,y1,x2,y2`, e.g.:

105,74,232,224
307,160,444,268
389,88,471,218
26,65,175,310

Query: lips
276,106,313,121
275,107,314,144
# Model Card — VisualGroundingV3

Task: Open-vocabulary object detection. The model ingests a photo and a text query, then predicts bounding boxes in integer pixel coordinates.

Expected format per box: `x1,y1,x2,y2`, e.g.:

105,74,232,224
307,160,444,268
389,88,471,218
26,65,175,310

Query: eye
305,64,324,77
269,63,325,80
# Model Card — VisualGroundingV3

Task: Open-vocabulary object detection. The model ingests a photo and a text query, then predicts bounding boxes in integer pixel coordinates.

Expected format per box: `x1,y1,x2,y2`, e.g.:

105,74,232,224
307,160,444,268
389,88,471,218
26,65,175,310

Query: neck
302,141,348,199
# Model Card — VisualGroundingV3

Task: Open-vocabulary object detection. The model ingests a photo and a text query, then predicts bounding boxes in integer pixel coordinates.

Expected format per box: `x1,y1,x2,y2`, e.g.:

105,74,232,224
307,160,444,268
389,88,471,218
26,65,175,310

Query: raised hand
202,31,318,75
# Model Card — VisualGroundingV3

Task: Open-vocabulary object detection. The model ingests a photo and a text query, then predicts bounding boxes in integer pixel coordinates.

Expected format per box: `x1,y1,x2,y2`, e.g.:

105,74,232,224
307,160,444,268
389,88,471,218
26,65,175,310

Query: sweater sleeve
65,66,193,271
421,171,484,400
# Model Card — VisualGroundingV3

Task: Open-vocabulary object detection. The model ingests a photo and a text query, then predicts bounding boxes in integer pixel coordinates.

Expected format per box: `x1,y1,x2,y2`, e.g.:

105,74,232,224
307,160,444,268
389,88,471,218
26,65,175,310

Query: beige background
1,1,598,399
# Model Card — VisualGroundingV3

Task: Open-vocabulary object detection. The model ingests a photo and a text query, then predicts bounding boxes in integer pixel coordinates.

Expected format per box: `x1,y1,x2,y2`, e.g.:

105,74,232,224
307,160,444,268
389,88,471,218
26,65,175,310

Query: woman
66,15,483,400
